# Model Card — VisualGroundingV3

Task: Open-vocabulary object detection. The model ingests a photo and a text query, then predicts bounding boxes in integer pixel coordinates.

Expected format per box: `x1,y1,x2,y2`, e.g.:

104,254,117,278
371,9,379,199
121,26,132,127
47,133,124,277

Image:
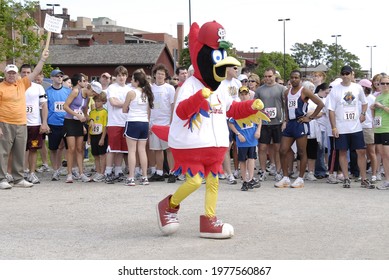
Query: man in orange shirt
0,49,49,189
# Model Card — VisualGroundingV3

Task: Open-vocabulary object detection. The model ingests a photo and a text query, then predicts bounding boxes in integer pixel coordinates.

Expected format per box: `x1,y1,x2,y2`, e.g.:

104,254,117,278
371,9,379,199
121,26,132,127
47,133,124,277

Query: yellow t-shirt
0,76,31,124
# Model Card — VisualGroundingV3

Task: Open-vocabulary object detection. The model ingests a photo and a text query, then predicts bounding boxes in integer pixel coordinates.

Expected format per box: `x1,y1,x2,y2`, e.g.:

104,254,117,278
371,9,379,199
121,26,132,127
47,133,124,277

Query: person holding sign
327,66,373,189
371,74,389,190
254,67,287,182
0,49,49,190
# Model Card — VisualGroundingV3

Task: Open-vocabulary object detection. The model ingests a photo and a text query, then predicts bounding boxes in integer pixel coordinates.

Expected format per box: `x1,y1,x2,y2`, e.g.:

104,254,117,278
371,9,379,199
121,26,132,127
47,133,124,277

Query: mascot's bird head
189,21,241,91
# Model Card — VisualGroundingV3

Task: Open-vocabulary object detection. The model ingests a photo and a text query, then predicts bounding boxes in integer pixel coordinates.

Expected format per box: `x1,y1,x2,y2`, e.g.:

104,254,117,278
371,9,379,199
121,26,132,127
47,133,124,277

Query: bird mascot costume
154,20,270,239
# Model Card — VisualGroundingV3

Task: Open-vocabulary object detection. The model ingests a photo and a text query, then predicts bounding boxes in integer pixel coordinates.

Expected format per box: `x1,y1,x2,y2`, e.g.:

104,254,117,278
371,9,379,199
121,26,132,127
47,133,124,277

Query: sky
39,0,388,76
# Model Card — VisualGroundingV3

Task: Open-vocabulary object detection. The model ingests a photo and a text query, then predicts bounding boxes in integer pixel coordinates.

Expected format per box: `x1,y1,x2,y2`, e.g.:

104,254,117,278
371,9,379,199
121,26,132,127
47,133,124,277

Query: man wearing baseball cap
0,49,49,189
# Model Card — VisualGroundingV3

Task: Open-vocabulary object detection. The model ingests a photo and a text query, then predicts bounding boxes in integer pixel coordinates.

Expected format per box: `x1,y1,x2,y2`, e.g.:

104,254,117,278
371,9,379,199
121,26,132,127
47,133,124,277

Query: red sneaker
156,195,180,235
199,215,234,239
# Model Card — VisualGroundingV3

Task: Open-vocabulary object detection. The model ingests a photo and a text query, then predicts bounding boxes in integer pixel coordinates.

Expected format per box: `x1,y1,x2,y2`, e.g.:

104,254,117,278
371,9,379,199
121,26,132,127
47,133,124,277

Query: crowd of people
1,58,388,191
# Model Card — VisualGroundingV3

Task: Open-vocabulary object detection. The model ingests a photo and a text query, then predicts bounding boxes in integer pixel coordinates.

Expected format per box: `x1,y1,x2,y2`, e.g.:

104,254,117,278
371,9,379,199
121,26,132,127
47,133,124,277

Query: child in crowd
88,92,108,182
228,86,262,191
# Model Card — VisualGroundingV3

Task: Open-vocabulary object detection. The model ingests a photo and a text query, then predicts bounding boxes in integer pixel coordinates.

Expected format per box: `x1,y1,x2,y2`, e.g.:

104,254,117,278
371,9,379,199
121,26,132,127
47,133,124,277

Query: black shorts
237,146,257,161
48,125,66,150
306,138,318,159
90,134,108,156
374,133,389,145
259,124,282,144
63,118,84,137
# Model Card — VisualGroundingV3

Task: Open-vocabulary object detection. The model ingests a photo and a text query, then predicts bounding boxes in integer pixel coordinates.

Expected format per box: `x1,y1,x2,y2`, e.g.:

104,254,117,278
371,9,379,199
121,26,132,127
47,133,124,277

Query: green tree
0,0,43,65
291,39,362,81
255,52,299,80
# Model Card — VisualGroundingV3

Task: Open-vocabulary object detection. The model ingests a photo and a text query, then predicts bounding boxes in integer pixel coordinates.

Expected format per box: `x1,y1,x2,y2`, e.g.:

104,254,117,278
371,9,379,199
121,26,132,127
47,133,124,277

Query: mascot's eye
212,50,225,64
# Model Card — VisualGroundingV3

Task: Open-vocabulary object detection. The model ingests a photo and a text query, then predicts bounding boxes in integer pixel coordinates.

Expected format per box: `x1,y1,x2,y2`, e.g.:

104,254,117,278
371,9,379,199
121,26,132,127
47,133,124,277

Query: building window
108,40,113,44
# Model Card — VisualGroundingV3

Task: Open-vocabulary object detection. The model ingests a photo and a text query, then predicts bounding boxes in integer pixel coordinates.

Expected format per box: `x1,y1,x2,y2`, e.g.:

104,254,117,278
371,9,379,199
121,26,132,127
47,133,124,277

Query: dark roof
48,43,168,65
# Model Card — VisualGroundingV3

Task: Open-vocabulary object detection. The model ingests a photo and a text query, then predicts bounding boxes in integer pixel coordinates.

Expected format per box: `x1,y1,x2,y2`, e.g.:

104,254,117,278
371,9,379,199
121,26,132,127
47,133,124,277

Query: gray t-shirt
254,83,286,125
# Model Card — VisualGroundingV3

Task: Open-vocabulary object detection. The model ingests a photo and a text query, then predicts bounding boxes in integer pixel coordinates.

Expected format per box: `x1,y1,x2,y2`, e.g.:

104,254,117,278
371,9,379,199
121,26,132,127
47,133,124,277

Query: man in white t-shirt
328,66,373,189
20,64,49,184
104,66,131,183
148,64,176,183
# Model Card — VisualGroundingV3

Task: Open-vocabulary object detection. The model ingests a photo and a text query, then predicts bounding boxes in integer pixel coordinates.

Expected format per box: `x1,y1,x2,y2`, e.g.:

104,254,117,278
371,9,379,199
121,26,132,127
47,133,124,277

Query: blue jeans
314,131,327,177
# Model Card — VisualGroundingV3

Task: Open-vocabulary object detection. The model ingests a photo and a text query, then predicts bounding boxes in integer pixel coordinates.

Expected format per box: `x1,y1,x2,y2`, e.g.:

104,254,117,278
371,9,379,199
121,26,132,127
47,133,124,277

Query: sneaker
80,173,91,183
167,174,176,183
125,178,135,186
148,173,165,182
305,172,317,181
13,179,33,188
51,170,60,181
233,169,239,179
0,180,12,190
27,173,40,184
156,195,180,235
23,170,30,179
218,173,226,180
199,215,234,239
241,181,249,191
258,171,268,181
376,181,389,190
226,174,236,185
123,166,129,175
115,173,125,182
274,176,291,188
248,179,260,189
92,173,105,182
355,177,362,182
343,178,351,188
326,174,338,184
291,177,304,188
5,173,14,183
290,170,299,179
177,174,186,181
105,173,115,184
36,164,51,173
376,173,382,181
267,164,277,176
337,173,345,182
274,173,283,182
135,172,142,181
371,175,377,183
140,177,149,185
72,169,80,180
361,179,375,189
65,174,73,183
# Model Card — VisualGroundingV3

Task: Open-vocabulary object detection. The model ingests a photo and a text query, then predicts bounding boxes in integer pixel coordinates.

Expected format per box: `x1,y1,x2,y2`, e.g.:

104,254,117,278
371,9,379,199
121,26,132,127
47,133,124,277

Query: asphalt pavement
1,168,389,260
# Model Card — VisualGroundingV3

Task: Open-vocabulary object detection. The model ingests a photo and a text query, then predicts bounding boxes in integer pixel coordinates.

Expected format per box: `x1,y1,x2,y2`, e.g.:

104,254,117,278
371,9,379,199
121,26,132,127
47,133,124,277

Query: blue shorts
124,121,149,141
282,119,309,139
237,146,257,161
335,131,366,150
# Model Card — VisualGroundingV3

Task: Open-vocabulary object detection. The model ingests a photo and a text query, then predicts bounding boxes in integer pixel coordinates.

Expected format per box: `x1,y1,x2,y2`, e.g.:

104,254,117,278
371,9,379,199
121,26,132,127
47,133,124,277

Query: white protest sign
44,14,64,33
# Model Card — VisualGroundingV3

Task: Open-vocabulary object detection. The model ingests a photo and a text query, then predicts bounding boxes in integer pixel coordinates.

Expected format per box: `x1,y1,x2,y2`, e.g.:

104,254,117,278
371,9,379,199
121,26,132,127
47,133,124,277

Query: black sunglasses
341,72,351,76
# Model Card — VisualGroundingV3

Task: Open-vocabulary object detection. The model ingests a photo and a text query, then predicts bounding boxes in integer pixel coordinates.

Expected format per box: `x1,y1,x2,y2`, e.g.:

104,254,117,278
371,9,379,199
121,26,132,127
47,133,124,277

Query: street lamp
189,0,192,27
331,34,341,74
366,45,377,79
250,46,258,65
278,18,290,80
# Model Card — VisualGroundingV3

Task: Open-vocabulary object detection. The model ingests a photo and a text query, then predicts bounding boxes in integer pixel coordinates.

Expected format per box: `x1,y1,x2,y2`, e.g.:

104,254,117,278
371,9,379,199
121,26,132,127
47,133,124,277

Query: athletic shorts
306,138,318,159
106,126,127,153
149,132,169,150
124,121,149,141
335,131,366,150
237,146,257,161
282,120,309,139
259,124,282,144
90,134,108,156
374,133,389,145
63,118,84,137
26,125,43,151
48,125,65,150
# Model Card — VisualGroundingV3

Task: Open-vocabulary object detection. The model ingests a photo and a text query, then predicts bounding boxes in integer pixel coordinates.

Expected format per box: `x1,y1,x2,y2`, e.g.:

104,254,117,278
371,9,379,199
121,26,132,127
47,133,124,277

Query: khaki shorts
149,132,169,150
363,128,374,145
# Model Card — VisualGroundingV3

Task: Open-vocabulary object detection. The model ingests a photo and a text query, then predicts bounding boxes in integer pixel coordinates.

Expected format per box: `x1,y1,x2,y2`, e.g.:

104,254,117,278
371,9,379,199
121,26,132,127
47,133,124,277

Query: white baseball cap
4,64,18,73
90,80,103,94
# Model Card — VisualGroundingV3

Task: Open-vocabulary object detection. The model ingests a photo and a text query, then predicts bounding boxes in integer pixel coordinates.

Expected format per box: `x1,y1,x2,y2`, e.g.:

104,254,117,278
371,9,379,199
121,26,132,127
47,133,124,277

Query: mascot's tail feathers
151,125,170,142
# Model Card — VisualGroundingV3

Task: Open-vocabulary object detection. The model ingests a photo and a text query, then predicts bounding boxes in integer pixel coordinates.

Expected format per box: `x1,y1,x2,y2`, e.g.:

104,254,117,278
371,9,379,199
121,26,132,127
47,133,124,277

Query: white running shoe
274,177,291,188
291,177,304,188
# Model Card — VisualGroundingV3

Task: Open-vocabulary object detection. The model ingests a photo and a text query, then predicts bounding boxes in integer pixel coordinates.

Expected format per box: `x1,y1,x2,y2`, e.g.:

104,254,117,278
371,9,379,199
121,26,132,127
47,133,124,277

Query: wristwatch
361,112,366,116
308,116,315,120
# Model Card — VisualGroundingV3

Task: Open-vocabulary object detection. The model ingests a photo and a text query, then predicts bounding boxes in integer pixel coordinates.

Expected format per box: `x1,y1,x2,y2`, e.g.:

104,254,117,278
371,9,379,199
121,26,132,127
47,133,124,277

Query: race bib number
373,116,382,128
343,106,356,120
288,99,297,109
26,105,33,114
264,107,277,119
73,109,84,120
54,101,65,112
90,123,103,135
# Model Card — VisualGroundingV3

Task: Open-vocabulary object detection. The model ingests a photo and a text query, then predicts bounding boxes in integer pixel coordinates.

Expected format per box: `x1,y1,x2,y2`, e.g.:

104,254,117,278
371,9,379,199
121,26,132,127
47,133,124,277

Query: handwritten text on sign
44,14,64,33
